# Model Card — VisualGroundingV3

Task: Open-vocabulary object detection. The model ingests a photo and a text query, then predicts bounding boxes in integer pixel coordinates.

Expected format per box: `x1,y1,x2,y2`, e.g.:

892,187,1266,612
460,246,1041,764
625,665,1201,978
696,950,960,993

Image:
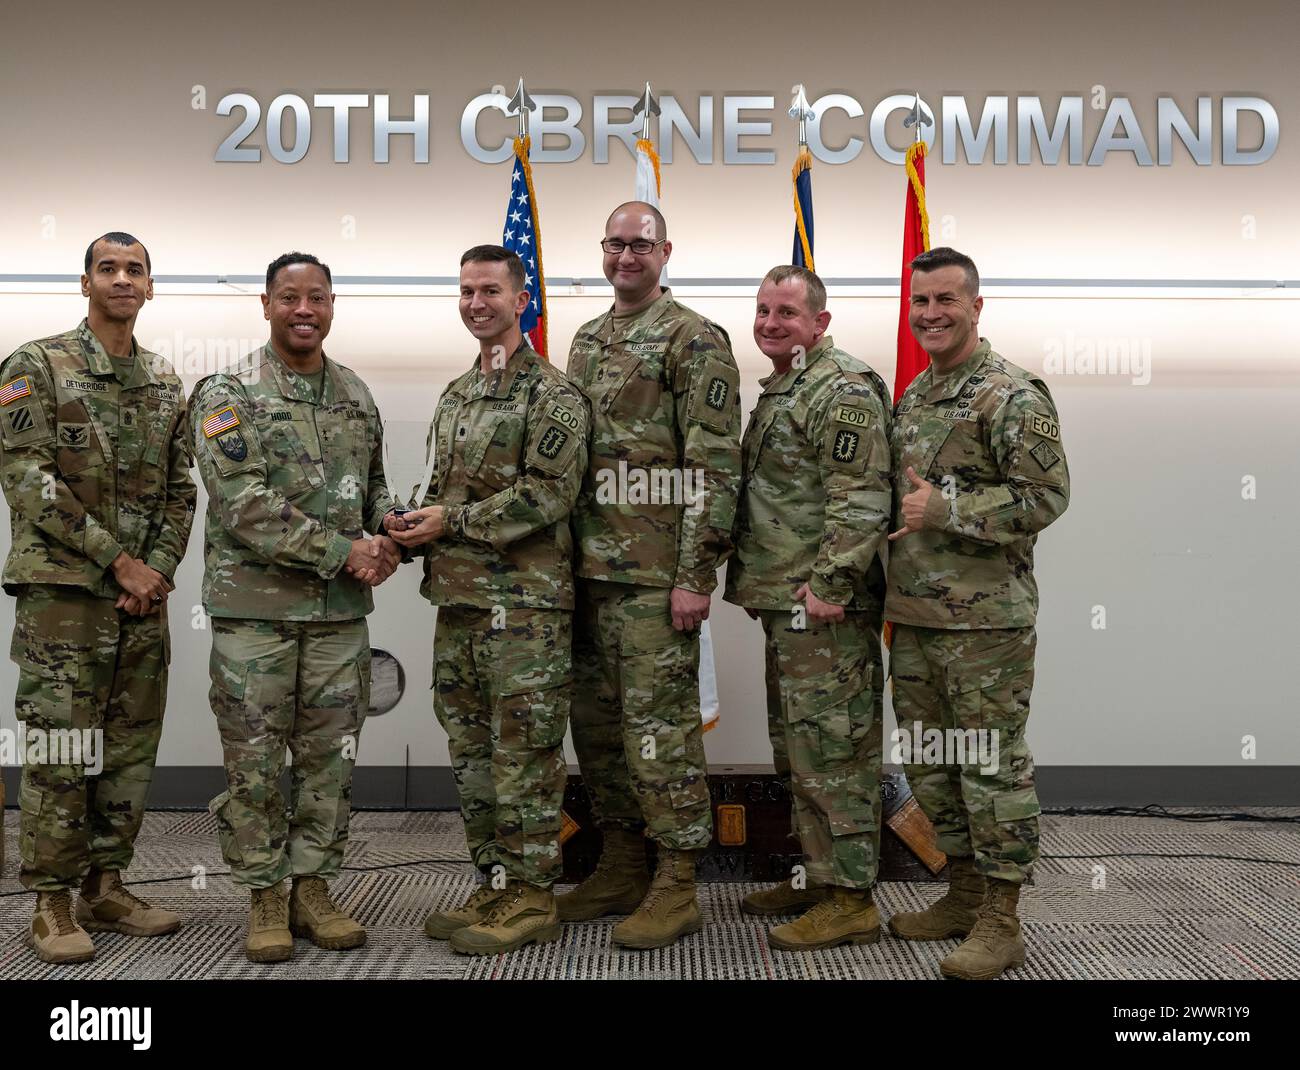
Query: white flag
636,136,715,728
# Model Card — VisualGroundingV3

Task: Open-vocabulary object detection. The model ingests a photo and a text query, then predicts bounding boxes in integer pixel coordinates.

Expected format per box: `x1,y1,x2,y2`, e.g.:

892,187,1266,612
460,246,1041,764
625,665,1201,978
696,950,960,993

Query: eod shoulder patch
1023,408,1064,475
688,359,739,432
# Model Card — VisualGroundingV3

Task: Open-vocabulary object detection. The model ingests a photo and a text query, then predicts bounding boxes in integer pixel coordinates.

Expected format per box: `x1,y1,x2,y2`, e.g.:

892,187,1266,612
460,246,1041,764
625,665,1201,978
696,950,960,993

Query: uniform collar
600,287,676,346
759,334,834,395
263,343,336,405
920,338,992,404
77,318,159,388
462,339,533,400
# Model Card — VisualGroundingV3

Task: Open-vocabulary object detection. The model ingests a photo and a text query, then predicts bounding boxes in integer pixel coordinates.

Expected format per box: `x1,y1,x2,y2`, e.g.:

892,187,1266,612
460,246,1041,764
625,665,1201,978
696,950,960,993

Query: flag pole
789,84,816,271
504,77,547,356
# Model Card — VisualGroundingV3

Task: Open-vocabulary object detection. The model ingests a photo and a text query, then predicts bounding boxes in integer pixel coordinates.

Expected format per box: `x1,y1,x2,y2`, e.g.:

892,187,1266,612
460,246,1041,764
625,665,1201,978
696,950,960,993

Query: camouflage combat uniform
566,289,741,851
191,344,392,888
0,320,195,891
724,336,892,889
415,341,588,887
886,338,1070,883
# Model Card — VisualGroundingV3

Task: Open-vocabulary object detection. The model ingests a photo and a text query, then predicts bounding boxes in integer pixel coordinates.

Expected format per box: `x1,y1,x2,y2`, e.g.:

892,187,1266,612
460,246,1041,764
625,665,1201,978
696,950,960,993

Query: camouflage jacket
885,338,1070,630
724,336,892,613
416,341,589,611
565,289,741,594
190,344,392,622
0,320,196,598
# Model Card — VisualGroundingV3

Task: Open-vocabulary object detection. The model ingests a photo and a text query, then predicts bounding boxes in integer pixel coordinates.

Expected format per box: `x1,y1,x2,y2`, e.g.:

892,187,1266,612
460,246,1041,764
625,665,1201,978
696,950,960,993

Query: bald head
606,201,667,242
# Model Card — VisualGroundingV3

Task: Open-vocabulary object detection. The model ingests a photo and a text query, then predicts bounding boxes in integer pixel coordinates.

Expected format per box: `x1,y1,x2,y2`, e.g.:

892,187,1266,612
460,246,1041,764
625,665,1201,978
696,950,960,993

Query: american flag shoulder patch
0,377,32,406
202,406,241,438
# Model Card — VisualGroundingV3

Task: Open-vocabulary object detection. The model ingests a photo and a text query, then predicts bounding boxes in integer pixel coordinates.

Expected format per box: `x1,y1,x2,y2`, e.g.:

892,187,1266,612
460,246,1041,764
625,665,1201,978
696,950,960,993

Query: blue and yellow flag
792,145,815,271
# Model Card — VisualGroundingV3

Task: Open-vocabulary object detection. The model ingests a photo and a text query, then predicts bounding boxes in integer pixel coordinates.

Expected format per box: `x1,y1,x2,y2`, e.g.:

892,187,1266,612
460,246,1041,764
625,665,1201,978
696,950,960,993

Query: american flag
0,377,31,406
201,406,240,439
502,135,547,356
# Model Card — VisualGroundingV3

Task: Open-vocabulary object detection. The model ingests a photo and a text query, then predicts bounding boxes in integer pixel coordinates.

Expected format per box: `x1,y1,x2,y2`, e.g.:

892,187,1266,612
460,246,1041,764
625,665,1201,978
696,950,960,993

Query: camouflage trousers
570,581,712,851
207,617,369,888
10,585,168,892
758,609,883,889
433,606,570,887
889,624,1040,883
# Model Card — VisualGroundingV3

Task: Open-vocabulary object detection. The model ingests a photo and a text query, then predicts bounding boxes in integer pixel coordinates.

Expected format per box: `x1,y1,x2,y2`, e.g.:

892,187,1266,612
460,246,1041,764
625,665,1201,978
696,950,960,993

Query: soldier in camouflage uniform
0,232,196,963
385,246,588,955
884,248,1070,979
724,266,892,951
557,203,741,949
191,252,400,963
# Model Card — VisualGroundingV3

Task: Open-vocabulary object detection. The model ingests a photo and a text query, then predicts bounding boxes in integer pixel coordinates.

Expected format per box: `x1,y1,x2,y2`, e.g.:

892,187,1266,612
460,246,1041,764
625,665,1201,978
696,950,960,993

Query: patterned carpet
2,808,1297,980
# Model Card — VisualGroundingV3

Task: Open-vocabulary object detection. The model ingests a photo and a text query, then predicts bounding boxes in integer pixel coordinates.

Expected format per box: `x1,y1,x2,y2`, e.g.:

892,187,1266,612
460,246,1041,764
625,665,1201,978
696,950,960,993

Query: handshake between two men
342,504,448,587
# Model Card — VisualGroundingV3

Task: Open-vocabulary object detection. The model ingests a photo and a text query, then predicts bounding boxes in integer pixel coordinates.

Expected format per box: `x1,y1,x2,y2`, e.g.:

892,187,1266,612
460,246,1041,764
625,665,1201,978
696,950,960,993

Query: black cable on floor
1042,851,1298,866
1042,805,1300,824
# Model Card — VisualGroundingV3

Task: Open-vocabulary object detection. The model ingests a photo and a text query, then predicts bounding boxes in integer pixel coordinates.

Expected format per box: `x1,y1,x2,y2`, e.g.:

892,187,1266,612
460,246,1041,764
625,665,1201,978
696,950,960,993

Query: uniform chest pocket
142,400,176,466
742,405,780,476
263,419,323,495
603,348,666,418
462,411,524,480
901,422,955,482
55,402,107,476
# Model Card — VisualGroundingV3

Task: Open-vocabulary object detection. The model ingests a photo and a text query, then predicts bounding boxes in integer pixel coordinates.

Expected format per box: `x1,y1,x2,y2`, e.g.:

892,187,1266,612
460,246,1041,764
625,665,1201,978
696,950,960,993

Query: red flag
894,140,931,404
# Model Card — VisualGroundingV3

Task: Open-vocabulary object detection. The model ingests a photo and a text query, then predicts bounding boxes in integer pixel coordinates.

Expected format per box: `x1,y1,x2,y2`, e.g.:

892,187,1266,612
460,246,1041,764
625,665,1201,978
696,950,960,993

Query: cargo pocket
786,662,873,770
993,786,1041,824
10,636,80,728
667,773,710,814
498,646,572,751
209,643,246,701
209,790,244,867
18,779,44,865
828,807,876,883
620,615,695,718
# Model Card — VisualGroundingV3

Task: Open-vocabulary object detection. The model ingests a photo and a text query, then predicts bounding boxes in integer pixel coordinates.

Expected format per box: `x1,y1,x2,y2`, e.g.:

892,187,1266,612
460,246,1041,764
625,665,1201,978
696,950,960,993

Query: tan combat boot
449,880,562,955
555,827,650,921
888,856,986,941
246,884,293,963
767,887,881,952
610,848,702,950
76,870,181,937
31,891,96,964
741,880,829,916
424,883,505,940
939,878,1026,980
289,876,366,950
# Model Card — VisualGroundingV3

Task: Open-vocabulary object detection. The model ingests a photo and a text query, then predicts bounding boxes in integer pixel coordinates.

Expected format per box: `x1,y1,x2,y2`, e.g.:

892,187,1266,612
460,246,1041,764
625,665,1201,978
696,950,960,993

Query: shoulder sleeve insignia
217,430,248,462
202,406,241,439
0,377,32,406
687,359,740,432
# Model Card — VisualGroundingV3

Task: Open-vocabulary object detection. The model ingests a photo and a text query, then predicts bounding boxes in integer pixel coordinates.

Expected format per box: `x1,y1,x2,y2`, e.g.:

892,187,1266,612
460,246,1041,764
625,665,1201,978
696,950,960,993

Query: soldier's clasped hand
110,552,171,604
387,505,445,548
888,466,934,542
794,583,846,623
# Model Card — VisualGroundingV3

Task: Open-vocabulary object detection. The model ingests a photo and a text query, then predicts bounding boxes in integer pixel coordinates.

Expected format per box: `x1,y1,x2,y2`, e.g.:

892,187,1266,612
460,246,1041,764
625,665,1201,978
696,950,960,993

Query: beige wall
0,0,1296,769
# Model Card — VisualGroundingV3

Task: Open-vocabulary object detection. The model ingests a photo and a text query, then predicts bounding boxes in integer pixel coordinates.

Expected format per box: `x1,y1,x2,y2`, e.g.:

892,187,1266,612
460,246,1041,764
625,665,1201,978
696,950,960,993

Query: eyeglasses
599,238,667,255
